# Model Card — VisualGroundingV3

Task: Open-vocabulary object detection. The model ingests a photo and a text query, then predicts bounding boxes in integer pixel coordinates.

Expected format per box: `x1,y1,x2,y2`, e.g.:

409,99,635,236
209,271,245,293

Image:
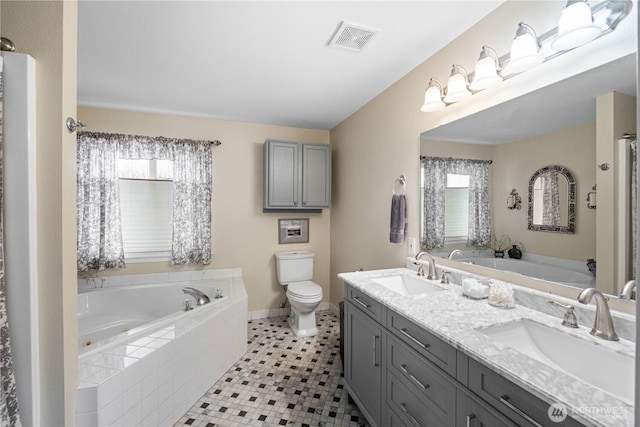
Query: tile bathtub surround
176,312,368,427
75,271,248,427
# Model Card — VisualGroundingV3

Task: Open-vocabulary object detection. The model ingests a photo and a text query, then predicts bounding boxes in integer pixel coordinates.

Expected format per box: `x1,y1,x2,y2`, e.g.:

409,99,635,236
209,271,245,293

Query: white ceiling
77,1,505,130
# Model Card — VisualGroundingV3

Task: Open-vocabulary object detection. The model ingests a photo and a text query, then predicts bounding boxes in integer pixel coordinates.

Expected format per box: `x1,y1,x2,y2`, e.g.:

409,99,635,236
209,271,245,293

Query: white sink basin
477,319,635,404
370,274,445,296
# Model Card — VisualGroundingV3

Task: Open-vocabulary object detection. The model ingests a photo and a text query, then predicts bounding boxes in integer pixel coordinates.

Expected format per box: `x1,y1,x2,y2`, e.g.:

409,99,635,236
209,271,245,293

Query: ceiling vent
328,22,379,52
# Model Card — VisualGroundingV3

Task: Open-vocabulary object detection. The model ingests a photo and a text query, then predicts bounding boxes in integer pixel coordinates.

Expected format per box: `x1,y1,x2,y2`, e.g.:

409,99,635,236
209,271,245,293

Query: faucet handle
440,271,451,284
548,300,578,328
413,262,425,276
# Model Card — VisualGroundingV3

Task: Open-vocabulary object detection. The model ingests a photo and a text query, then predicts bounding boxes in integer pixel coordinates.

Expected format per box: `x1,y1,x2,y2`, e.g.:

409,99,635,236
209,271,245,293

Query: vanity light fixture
503,23,545,75
470,46,503,91
419,0,631,113
552,0,602,51
443,64,471,103
420,78,446,112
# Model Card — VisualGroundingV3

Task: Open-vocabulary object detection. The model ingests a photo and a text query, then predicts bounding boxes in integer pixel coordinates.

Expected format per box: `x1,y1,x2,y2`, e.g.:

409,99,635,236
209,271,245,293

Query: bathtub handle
184,299,193,311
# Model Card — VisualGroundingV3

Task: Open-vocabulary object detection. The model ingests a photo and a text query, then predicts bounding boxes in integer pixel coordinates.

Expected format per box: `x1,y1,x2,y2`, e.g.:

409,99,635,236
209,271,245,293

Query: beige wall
78,107,331,312
2,1,78,425
330,0,636,308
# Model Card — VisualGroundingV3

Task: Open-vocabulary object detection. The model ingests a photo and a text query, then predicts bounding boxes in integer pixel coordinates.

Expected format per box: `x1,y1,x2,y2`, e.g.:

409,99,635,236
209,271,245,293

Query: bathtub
75,268,248,427
457,257,595,288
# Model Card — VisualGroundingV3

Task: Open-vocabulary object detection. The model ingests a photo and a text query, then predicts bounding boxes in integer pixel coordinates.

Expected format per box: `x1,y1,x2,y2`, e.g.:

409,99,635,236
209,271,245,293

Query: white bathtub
76,269,248,427
458,257,595,288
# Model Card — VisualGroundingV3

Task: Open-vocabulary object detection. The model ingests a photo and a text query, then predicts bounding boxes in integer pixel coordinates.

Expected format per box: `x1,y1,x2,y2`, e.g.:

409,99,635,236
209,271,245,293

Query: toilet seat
287,281,322,299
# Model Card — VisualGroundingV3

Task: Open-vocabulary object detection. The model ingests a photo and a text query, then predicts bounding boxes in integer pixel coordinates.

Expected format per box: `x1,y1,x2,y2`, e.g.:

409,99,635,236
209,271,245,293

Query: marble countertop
338,267,636,427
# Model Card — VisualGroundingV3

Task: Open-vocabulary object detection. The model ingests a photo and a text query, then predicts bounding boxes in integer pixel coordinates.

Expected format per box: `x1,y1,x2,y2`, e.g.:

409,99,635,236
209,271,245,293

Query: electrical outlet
408,237,417,255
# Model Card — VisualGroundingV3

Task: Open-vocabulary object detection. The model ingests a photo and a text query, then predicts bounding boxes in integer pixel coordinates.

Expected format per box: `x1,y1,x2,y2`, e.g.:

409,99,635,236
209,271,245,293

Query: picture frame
278,218,309,244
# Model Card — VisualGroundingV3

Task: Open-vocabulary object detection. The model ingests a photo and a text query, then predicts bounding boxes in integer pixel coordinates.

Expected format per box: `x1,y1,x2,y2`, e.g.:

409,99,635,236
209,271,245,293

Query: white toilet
275,251,323,337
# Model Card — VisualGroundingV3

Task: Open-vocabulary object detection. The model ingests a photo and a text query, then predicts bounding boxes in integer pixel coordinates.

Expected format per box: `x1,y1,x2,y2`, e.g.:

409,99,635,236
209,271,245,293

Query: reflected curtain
631,140,637,277
76,133,125,271
421,156,490,249
0,56,21,426
77,132,212,268
541,172,560,226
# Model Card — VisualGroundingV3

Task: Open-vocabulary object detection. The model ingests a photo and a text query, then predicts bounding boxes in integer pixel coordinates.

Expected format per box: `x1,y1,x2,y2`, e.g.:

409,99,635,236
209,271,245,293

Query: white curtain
77,132,213,270
541,172,560,226
0,56,21,427
421,156,490,249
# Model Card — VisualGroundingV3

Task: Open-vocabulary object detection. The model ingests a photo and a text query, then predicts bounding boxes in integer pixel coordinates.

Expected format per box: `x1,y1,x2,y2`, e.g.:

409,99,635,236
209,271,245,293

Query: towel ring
393,175,407,195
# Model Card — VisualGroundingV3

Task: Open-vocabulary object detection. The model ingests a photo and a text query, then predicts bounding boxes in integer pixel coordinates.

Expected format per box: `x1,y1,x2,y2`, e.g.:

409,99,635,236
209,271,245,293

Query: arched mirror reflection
528,165,576,233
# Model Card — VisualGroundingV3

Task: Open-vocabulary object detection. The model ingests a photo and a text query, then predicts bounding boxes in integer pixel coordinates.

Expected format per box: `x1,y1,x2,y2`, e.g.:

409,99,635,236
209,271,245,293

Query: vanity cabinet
342,282,586,427
344,299,384,426
263,139,331,210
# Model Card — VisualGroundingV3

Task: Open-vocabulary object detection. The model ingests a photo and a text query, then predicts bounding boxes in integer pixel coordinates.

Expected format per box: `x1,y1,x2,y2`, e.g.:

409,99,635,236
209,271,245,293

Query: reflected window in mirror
420,156,491,249
528,165,576,233
444,174,470,243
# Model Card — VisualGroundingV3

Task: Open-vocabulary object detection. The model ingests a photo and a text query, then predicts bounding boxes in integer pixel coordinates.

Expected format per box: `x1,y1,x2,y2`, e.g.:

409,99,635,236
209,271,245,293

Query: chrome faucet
415,251,437,280
182,287,211,306
447,249,464,260
577,288,619,341
619,280,636,300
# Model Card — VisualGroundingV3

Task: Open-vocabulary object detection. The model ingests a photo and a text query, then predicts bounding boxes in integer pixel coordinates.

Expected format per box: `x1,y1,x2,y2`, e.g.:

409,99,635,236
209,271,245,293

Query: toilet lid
287,281,322,298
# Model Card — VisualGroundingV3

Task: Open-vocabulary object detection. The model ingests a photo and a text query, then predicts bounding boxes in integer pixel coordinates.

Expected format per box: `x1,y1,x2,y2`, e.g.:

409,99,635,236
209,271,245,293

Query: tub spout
183,287,211,306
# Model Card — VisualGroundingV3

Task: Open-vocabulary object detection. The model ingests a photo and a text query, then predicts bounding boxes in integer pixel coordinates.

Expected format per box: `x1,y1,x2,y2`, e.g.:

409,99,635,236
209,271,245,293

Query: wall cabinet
343,282,585,427
263,139,331,210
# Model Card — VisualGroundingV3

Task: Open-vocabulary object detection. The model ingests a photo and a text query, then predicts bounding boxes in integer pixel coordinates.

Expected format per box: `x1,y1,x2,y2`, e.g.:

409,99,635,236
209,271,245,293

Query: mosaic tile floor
175,311,369,427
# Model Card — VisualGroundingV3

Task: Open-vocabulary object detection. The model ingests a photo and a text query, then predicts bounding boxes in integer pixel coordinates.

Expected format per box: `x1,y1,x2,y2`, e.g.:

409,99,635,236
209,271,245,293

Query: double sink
368,273,635,405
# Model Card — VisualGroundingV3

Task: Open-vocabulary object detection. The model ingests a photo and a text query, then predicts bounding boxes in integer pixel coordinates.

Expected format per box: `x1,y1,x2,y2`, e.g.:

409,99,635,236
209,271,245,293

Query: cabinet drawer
468,358,584,427
456,389,513,427
386,371,450,427
346,284,385,323
387,334,456,425
387,310,457,376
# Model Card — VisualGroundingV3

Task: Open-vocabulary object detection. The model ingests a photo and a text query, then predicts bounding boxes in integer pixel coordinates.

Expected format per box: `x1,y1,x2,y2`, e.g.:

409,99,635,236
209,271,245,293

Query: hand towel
389,194,407,244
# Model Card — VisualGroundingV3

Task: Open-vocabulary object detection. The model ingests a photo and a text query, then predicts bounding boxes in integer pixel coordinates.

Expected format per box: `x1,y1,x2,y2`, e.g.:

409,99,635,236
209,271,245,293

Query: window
444,174,469,243
118,159,174,261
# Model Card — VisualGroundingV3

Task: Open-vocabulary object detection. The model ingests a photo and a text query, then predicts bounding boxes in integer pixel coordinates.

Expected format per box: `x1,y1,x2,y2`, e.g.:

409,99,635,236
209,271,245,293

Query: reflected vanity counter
339,265,635,427
456,255,595,289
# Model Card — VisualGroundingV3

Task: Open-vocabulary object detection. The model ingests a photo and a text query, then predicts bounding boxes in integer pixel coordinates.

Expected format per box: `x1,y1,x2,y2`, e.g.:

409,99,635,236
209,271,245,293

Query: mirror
528,165,576,233
419,53,636,303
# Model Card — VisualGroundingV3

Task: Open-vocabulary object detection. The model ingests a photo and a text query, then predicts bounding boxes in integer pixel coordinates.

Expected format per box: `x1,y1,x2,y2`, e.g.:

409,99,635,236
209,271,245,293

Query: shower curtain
0,56,21,426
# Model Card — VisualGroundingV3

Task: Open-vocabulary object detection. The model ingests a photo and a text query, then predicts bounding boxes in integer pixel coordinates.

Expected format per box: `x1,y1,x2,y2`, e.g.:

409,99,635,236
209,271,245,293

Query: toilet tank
275,251,315,284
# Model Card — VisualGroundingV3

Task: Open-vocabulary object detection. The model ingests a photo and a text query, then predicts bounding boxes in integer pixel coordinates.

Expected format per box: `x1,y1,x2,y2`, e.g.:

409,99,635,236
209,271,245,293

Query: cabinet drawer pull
499,395,543,427
400,403,422,427
466,413,476,427
399,364,430,389
372,335,380,367
352,296,371,309
399,328,430,349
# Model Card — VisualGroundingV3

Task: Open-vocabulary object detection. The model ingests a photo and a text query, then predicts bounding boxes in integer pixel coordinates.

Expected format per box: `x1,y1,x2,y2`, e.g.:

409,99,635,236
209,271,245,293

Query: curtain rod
420,155,492,164
77,131,222,146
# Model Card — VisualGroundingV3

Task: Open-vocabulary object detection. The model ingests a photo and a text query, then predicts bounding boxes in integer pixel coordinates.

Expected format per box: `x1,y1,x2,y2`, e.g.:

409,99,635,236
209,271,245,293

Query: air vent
328,22,379,52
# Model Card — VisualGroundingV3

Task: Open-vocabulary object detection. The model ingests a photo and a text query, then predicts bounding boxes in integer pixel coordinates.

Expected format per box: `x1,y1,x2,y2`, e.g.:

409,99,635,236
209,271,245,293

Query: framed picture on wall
279,218,309,244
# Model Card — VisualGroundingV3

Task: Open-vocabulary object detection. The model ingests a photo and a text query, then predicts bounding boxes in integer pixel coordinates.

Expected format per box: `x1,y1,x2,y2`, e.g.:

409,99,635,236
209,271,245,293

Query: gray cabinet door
344,301,382,426
301,144,331,207
265,140,298,208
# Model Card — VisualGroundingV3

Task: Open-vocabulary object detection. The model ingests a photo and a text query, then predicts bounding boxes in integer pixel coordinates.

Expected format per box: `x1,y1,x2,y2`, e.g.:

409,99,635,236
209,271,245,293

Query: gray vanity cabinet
456,389,514,427
344,299,384,427
263,139,331,210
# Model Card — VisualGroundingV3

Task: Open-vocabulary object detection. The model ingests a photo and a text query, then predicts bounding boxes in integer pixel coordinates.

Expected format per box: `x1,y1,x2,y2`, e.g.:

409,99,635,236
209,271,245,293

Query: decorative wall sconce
586,185,597,209
507,189,522,210
420,0,632,112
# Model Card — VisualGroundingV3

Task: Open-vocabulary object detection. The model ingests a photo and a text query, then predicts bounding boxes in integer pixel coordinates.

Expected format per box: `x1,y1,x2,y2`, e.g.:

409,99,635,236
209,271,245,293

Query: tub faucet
619,280,636,300
577,288,619,341
414,251,437,280
448,249,464,260
182,287,211,306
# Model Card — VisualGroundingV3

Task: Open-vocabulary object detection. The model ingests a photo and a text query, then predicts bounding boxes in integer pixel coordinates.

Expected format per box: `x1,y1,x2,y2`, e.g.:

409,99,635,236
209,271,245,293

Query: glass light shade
504,24,545,75
420,79,445,112
551,1,602,50
443,66,471,103
470,53,502,91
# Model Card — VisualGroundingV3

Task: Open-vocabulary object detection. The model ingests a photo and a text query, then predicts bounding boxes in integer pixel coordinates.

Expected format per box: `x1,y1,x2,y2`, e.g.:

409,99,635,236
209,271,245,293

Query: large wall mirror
419,53,636,308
